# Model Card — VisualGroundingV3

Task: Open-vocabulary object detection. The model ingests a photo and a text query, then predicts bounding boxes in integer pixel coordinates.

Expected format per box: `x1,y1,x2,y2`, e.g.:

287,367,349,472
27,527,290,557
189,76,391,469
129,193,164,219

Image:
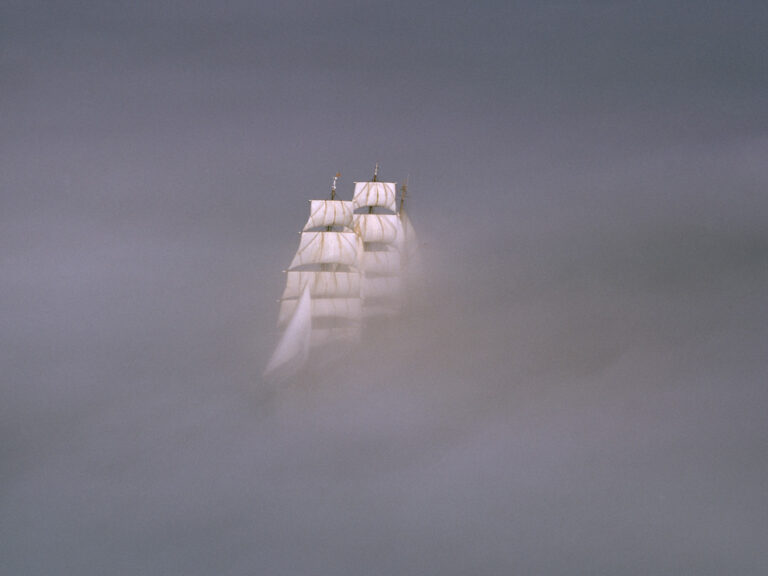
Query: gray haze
2,1,767,574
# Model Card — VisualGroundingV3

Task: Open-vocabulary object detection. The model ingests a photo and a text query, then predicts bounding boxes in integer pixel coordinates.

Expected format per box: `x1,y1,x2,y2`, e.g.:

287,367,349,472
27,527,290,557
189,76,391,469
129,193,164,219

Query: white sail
288,231,359,269
352,182,397,213
361,276,402,299
304,200,354,231
267,171,421,375
281,271,360,300
264,287,312,376
278,296,362,328
361,250,401,276
353,213,402,244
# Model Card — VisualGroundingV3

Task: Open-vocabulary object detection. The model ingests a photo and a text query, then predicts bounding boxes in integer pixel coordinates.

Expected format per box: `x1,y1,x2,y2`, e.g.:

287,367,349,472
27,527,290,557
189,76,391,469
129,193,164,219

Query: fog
2,2,767,574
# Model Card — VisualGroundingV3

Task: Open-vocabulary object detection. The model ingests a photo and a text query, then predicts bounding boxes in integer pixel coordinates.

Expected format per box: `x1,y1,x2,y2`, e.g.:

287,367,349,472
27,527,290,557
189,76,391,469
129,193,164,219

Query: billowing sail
304,200,354,230
353,213,402,244
288,232,359,269
352,179,404,319
282,271,360,300
361,250,401,276
352,182,397,213
267,170,420,375
278,297,362,328
264,287,311,376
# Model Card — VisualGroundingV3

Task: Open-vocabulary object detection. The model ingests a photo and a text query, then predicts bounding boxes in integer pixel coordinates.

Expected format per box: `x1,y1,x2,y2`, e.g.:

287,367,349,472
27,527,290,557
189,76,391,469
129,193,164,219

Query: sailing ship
264,166,418,376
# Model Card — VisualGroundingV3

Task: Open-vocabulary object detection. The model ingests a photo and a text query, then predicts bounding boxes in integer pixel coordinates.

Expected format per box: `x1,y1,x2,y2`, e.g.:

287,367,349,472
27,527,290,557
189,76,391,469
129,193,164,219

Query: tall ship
264,166,419,376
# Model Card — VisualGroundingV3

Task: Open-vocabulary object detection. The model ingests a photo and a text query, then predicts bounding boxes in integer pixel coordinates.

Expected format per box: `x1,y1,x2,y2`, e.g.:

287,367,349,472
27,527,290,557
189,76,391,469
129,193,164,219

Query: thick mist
2,2,767,575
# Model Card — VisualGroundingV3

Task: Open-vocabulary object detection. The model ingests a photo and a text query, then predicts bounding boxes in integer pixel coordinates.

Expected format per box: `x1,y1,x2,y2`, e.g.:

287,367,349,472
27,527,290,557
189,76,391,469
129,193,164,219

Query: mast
369,164,378,213
352,166,404,318
269,172,363,373
330,172,339,201
399,176,408,213
267,165,420,375
397,176,421,289
327,172,340,235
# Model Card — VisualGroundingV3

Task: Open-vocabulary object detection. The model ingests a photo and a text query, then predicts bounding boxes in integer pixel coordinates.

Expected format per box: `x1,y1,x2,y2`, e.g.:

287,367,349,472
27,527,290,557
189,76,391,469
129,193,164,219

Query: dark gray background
2,1,767,574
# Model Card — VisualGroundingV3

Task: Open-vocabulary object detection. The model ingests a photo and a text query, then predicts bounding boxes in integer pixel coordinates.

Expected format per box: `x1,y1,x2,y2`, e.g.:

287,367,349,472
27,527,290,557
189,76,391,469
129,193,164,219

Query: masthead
330,172,340,200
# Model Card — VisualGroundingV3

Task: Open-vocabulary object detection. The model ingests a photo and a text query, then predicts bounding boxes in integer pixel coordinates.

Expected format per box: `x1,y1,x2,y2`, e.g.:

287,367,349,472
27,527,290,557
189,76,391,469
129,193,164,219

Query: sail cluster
264,174,419,376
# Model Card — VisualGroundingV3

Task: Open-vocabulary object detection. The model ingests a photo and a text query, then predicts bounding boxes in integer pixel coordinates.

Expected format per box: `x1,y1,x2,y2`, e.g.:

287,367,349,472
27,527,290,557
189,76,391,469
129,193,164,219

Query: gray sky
2,2,767,575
